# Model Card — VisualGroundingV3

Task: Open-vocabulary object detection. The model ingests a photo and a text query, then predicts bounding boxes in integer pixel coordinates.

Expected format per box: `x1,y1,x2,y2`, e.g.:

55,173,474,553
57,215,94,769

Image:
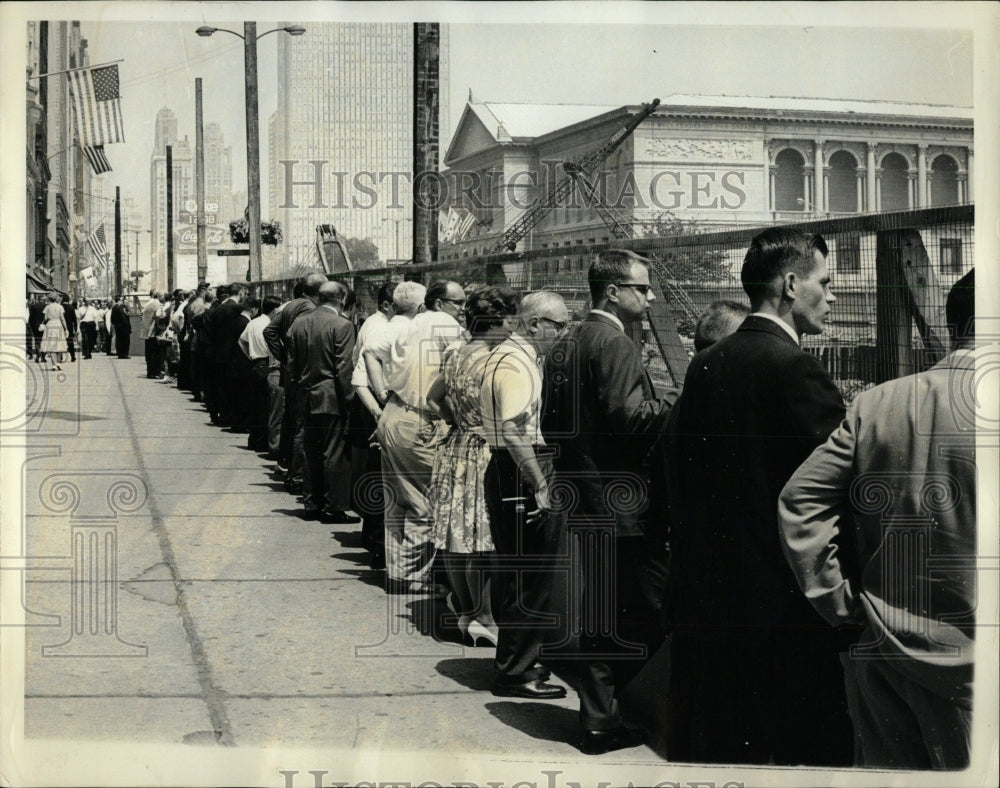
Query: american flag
87,221,109,270
68,64,125,147
82,144,112,175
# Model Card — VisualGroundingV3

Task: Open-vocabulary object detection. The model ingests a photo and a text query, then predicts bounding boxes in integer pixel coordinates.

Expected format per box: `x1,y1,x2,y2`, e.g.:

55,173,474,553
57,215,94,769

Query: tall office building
270,23,449,271
150,109,237,290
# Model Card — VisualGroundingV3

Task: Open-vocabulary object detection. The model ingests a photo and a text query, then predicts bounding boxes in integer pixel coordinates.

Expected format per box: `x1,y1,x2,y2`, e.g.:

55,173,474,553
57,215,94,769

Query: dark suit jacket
286,306,356,415
665,315,845,633
262,297,317,366
110,304,131,334
62,303,78,335
541,312,680,536
28,301,46,333
210,299,247,365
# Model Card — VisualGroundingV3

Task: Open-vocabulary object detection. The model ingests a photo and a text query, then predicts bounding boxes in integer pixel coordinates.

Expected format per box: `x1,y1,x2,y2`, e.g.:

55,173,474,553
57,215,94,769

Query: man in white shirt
77,299,100,359
142,291,164,378
240,295,282,454
482,290,571,701
350,280,397,568
372,280,463,594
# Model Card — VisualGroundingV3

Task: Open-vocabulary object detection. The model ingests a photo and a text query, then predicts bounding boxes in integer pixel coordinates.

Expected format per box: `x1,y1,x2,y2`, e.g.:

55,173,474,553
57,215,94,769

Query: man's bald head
319,280,348,305
303,273,329,299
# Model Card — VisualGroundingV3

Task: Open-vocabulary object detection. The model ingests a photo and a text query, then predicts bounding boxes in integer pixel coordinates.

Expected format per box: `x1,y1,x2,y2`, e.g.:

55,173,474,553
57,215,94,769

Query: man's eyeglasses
616,283,654,296
539,317,568,332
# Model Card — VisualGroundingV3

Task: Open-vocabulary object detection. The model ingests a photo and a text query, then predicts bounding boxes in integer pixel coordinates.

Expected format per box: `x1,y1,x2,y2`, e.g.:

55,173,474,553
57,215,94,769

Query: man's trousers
376,399,440,584
484,447,560,684
302,409,351,512
79,322,97,358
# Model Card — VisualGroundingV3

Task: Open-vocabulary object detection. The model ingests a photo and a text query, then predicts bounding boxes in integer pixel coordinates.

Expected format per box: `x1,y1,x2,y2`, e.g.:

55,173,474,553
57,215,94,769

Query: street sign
216,249,248,256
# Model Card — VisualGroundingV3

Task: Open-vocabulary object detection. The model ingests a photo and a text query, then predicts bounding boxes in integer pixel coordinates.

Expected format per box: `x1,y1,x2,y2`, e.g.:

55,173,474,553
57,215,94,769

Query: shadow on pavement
434,657,494,692
41,410,106,422
484,701,578,746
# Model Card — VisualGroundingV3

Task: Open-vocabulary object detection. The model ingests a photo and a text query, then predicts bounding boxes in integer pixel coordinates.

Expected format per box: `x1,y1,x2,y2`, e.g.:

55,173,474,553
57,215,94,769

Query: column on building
813,140,825,212
866,143,877,212
907,172,916,209
966,146,973,198
763,138,772,212
917,144,928,207
855,167,864,212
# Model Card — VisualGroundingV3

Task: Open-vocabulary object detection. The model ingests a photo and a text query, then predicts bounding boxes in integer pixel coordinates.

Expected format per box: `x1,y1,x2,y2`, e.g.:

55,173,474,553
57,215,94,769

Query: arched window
774,148,805,211
880,153,909,211
828,150,858,213
930,155,959,206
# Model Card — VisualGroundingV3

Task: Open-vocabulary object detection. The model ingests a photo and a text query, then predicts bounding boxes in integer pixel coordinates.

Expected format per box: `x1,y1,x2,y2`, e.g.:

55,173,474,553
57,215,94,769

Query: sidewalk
18,352,673,783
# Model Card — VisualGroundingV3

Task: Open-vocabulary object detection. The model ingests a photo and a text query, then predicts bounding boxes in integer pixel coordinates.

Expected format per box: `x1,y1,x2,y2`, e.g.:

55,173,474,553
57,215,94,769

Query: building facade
26,20,97,296
149,108,237,291
269,22,450,273
438,95,973,269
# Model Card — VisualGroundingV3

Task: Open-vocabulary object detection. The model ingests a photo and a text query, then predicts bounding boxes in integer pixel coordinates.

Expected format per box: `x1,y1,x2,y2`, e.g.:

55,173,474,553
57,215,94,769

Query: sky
41,4,981,266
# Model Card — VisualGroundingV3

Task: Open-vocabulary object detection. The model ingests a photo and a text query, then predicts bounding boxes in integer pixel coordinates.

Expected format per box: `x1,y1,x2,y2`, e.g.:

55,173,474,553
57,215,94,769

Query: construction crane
487,98,661,255
315,224,353,275
564,161,702,328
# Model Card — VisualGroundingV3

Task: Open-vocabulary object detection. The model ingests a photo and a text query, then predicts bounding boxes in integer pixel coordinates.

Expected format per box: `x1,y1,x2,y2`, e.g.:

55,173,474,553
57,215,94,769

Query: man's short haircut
425,279,458,310
343,288,357,311
589,249,649,303
244,297,262,313
215,285,230,299
292,278,307,299
302,272,328,298
228,281,248,296
946,268,975,347
377,280,398,308
464,286,520,338
318,280,347,304
392,281,427,313
518,290,566,320
261,296,282,315
741,227,829,305
694,299,750,352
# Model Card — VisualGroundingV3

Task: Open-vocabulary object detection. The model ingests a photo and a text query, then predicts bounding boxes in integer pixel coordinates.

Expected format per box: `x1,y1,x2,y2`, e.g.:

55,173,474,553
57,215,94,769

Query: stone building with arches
438,94,973,259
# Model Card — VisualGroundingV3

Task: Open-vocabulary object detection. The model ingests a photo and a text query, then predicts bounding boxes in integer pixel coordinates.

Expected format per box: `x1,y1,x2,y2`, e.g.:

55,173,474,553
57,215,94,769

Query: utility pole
114,186,122,295
166,145,174,293
195,77,207,283
244,21,262,290
413,23,440,266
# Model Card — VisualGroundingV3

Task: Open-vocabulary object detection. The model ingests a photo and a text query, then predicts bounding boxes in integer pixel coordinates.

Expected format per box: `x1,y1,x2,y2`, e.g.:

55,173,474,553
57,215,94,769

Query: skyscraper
269,23,449,272
150,109,237,290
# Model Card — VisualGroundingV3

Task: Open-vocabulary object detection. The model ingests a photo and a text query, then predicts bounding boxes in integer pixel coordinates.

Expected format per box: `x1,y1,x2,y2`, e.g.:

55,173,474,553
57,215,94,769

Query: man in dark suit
28,296,47,363
210,282,249,427
664,227,852,766
61,295,78,362
263,272,327,492
541,249,680,755
286,281,358,523
110,296,132,359
200,285,231,423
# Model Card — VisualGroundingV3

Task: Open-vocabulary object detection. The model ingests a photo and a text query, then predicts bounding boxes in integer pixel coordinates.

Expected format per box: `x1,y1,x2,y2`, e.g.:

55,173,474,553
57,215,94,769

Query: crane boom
488,98,660,254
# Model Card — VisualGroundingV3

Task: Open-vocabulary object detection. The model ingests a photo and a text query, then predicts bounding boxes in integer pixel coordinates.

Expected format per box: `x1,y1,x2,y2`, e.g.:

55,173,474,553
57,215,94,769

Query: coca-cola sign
175,226,228,249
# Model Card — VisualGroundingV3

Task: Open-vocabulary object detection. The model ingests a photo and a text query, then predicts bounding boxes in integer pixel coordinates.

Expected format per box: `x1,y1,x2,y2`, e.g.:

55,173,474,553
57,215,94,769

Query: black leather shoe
578,727,645,755
320,510,361,524
491,679,567,700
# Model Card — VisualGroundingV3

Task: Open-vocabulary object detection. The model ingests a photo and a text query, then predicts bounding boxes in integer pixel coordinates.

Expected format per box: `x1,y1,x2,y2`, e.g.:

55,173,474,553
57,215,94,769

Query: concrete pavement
12,351,684,785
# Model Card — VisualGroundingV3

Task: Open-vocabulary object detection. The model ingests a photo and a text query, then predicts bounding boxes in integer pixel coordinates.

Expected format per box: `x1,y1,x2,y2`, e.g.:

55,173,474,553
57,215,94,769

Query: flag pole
28,59,125,81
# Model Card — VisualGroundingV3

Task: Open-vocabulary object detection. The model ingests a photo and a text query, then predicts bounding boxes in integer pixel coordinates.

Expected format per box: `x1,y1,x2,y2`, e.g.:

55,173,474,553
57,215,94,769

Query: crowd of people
50,226,976,768
26,292,134,367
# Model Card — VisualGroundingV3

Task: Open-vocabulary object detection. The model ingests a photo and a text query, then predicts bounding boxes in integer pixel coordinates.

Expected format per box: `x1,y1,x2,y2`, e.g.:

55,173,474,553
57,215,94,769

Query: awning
26,271,52,294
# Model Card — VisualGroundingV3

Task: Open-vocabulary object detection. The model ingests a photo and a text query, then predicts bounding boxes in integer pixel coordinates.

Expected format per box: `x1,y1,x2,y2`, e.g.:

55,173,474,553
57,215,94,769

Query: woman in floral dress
40,292,68,371
428,286,519,646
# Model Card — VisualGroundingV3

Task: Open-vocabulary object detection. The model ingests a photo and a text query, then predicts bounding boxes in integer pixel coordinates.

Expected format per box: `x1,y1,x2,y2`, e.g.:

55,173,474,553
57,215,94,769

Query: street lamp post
196,23,305,290
382,216,411,264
